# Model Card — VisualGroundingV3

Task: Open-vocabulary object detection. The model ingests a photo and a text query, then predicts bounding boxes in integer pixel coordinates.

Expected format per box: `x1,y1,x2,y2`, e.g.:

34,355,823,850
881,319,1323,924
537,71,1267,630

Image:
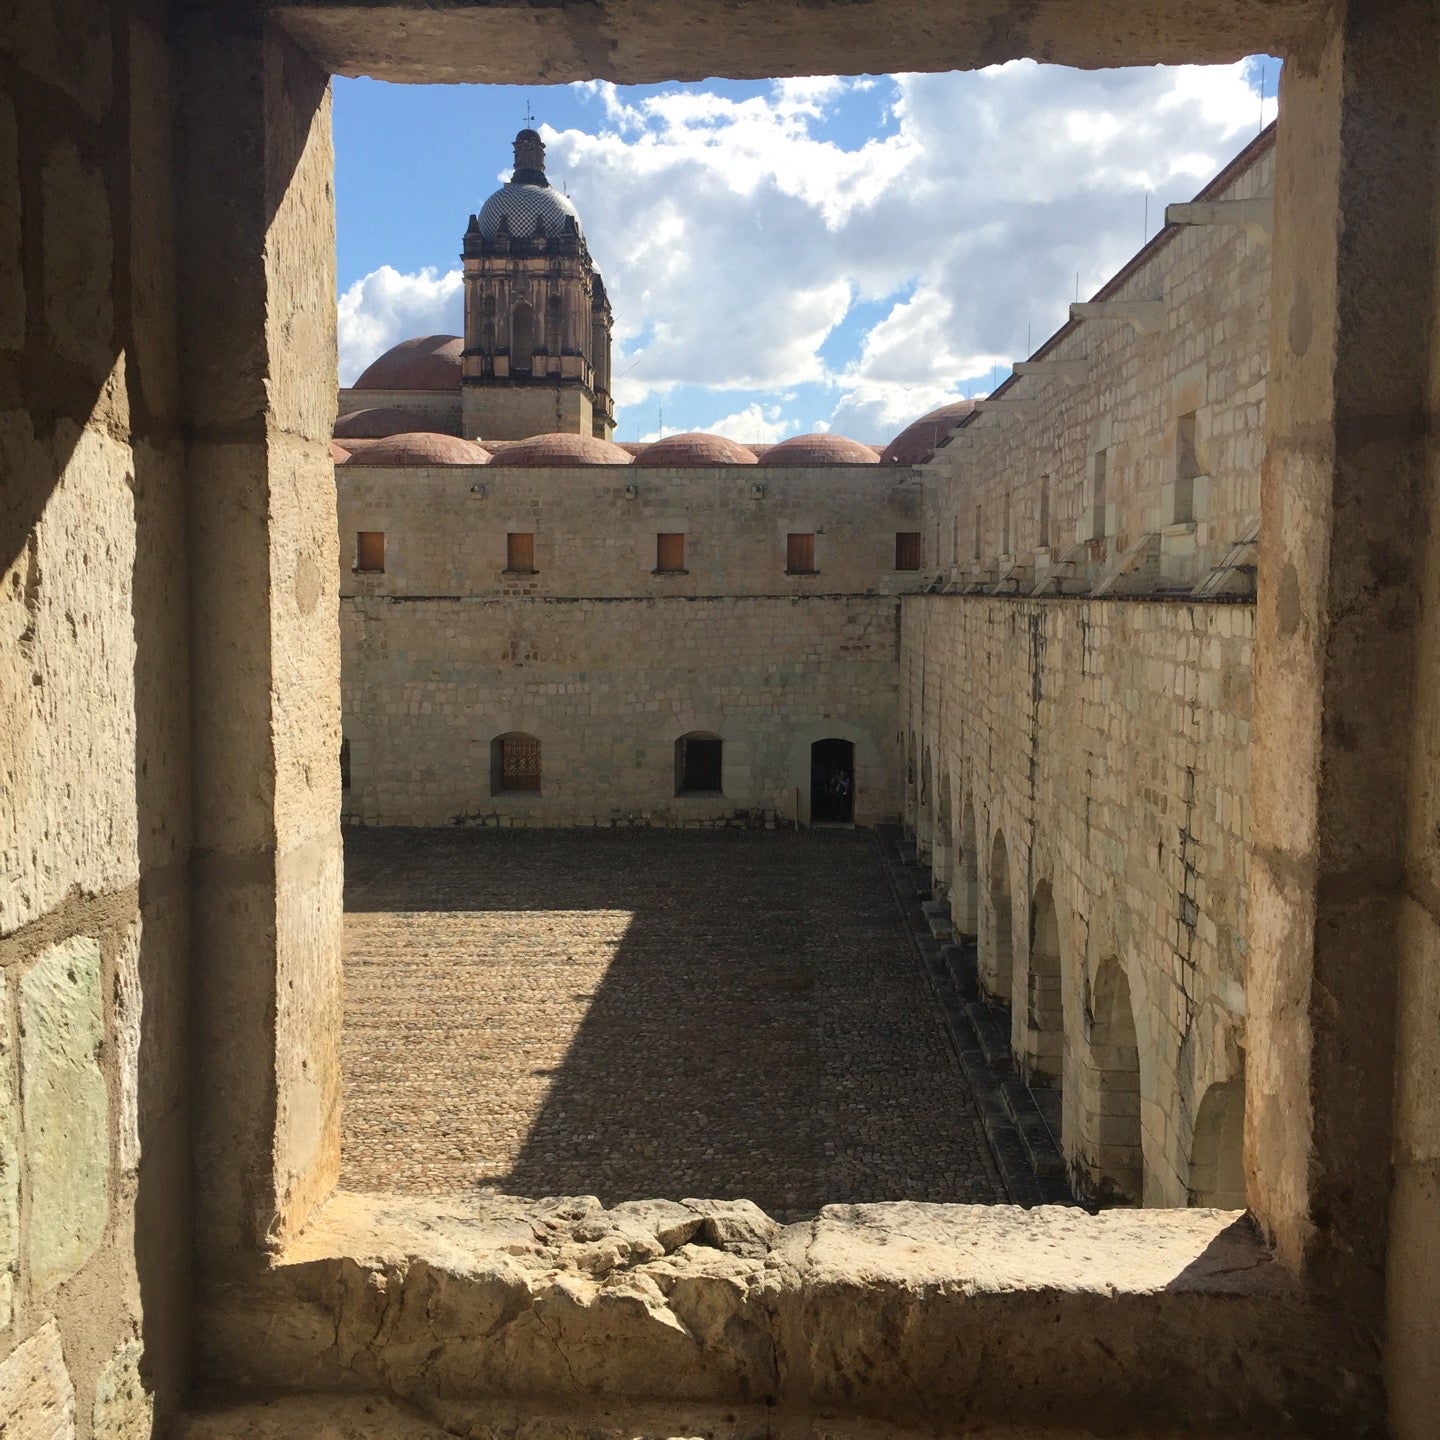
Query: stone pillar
176,9,341,1265
1250,3,1440,1425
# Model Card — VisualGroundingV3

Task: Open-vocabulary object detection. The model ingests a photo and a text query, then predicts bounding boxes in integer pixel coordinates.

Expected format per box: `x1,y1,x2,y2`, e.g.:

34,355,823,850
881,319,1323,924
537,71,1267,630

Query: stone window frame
175,13,1414,1430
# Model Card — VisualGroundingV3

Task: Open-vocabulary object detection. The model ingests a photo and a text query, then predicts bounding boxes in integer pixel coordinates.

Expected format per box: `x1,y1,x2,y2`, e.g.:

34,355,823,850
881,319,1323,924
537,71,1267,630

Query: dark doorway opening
811,738,855,824
676,733,723,794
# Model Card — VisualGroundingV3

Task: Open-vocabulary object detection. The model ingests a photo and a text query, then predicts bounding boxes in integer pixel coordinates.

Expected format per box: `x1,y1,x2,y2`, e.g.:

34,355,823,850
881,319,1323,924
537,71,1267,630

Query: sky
335,59,1279,445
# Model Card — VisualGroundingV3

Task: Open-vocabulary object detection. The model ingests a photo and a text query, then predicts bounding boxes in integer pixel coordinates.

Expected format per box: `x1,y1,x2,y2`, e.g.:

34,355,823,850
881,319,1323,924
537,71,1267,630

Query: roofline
939,121,1277,447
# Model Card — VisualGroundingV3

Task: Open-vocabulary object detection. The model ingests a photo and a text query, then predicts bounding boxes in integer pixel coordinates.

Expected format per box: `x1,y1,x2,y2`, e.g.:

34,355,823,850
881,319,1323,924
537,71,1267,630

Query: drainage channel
875,823,1078,1208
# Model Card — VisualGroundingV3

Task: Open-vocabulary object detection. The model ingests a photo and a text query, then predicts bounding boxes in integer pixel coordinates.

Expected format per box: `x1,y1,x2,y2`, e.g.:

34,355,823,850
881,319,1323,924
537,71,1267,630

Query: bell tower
460,129,616,442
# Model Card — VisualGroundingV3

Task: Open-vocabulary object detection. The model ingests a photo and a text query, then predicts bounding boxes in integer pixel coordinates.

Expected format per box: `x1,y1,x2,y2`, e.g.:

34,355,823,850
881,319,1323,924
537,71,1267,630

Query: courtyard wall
901,594,1253,1207
342,592,901,827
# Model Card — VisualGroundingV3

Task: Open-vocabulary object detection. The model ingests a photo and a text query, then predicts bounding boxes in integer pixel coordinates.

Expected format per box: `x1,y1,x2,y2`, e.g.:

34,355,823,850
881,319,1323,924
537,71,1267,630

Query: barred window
491,732,542,794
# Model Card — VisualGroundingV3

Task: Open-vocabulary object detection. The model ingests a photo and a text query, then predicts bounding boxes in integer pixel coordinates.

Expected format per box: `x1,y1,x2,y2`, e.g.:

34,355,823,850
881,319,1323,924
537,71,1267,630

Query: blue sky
335,60,1278,444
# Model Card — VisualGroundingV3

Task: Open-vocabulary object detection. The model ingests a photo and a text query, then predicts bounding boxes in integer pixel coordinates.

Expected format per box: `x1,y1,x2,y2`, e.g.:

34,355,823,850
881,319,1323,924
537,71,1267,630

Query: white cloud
339,61,1279,439
694,403,795,445
337,265,463,384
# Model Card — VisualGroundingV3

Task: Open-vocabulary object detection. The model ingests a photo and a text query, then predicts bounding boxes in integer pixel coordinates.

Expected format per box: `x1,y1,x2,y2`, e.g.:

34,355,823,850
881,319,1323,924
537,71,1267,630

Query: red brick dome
880,400,977,466
328,441,351,464
345,432,491,466
632,432,758,467
335,406,445,439
617,443,651,458
352,335,463,391
487,433,635,467
762,433,881,465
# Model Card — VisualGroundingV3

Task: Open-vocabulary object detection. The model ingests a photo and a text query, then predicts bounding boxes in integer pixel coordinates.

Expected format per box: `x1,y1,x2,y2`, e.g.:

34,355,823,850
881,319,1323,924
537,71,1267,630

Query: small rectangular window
506,532,536,573
1173,411,1200,524
952,515,960,564
356,531,385,572
1038,475,1051,549
339,738,351,791
786,532,816,573
1001,492,1012,556
894,532,922,571
676,735,723,794
973,505,982,562
656,532,686,573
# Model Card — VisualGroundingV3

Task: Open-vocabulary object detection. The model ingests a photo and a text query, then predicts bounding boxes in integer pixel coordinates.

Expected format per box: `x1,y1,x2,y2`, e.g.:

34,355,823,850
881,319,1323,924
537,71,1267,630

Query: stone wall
337,461,921,599
342,593,901,826
901,595,1252,1207
0,0,193,1434
921,131,1272,597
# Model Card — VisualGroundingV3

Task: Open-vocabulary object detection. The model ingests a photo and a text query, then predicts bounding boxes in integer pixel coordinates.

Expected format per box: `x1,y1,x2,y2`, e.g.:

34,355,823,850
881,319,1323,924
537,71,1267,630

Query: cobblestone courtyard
341,827,1005,1215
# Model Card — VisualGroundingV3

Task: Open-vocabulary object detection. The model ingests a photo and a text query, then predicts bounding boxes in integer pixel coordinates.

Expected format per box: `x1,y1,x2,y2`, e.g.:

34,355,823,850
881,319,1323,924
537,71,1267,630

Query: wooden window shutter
656,533,685,572
507,532,535,572
356,531,385,572
895,531,921,571
787,532,816,573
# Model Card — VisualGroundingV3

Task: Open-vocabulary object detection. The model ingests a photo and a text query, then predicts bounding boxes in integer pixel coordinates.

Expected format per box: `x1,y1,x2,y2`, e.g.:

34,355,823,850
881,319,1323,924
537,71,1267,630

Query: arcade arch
1077,957,1143,1205
983,829,1015,1003
953,796,980,938
1189,1078,1246,1209
1024,879,1064,1086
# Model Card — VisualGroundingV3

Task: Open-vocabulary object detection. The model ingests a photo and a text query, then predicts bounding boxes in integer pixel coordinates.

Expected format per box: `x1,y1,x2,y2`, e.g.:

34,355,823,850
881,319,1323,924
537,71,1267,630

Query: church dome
328,441,351,464
632,433,758,467
345,433,491,467
473,128,584,241
352,335,463,392
880,399,977,466
487,433,634,467
476,184,583,241
335,406,445,439
762,433,881,465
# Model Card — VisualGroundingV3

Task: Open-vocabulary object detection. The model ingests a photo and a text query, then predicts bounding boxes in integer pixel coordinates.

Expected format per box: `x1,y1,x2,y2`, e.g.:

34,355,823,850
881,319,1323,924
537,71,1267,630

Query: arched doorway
810,738,855,823
1188,1078,1245,1208
1077,957,1143,1206
1025,880,1064,1087
983,829,1014,1003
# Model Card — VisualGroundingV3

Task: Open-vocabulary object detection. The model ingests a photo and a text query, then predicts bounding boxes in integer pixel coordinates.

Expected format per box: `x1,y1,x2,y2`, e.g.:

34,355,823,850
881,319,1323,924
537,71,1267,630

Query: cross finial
525,100,535,128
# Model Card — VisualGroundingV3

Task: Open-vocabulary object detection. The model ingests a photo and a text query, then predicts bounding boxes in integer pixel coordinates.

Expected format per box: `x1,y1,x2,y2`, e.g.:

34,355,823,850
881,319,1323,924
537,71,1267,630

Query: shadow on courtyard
341,827,1004,1216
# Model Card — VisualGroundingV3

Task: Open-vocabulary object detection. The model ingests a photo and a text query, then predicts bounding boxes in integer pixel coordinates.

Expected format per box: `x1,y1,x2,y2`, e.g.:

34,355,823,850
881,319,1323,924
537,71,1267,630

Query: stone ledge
178,1392,1304,1440
199,1193,1380,1436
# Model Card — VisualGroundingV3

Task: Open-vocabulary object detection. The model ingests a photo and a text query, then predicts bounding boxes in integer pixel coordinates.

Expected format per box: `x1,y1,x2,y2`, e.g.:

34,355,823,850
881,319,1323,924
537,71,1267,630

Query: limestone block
0,973,16,1327
0,96,21,349
0,418,139,935
21,936,110,1292
42,140,114,375
0,1321,76,1440
92,1337,152,1440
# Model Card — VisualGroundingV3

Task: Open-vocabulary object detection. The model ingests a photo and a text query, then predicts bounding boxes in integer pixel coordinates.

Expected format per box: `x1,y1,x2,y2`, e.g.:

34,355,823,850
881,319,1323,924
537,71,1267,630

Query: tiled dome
352,335,463,392
880,400,978,466
335,406,444,439
487,433,635,467
345,433,492,467
632,433,758,467
328,441,352,464
762,433,881,465
476,183,583,241
617,443,650,458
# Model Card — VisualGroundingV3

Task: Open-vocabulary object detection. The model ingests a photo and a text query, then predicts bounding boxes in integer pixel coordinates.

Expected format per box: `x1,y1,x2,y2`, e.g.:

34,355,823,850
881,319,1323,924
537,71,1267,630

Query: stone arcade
2,3,1438,1439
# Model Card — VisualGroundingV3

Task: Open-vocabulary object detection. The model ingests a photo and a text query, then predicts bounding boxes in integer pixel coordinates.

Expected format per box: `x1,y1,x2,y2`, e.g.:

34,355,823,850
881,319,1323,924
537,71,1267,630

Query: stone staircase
877,825,1076,1208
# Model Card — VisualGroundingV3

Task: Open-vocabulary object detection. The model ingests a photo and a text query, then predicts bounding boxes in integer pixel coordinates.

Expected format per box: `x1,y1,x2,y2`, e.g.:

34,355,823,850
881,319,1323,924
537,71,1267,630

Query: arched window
511,301,535,374
490,732,541,794
675,732,722,795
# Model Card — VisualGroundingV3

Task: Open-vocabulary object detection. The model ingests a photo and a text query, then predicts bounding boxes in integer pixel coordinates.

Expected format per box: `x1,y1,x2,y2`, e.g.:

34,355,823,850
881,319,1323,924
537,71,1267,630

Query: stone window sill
652,569,689,576
199,1192,1363,1435
502,568,539,576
